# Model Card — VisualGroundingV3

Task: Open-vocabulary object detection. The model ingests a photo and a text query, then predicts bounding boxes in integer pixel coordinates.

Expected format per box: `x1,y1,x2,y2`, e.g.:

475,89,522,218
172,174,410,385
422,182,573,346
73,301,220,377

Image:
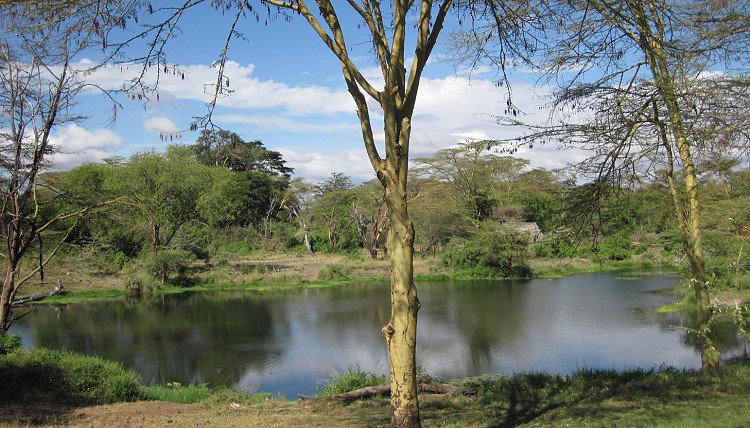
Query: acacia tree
469,0,750,370
414,144,531,221
263,4,454,423
0,5,126,331
90,1,534,425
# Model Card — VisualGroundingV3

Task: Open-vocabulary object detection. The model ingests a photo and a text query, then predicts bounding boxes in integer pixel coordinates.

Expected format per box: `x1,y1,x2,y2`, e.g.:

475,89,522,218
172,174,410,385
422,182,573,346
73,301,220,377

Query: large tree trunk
382,183,420,427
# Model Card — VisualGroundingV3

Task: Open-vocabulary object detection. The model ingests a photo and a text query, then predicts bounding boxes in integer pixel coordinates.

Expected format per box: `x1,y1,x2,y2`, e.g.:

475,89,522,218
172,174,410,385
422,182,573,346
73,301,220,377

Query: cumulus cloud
277,148,376,184
79,60,355,116
48,124,125,170
73,56,584,181
143,116,181,134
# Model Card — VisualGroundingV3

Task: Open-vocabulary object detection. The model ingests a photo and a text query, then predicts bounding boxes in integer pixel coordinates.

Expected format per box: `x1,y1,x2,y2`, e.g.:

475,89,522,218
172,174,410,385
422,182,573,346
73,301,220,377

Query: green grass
0,348,141,405
2,344,750,428
315,367,388,397
454,361,750,427
140,383,213,404
40,288,126,304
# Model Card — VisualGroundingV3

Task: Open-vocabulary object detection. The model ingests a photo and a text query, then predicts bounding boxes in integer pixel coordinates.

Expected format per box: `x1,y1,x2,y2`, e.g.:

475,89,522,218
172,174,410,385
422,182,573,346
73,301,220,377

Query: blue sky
48,3,585,184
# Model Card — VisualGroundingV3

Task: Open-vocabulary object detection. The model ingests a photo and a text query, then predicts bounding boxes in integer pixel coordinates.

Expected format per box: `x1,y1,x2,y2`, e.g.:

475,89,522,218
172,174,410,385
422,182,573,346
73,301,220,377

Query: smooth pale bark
255,2,451,425
382,176,420,426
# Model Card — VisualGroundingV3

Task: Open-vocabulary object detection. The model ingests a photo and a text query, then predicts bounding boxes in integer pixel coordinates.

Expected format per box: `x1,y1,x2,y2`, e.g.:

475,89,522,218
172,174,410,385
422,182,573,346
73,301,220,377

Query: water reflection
13,273,748,398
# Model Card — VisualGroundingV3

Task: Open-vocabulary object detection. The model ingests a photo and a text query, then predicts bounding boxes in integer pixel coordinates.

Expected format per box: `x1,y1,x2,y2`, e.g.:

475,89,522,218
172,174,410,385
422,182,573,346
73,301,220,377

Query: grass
140,383,213,404
315,366,388,397
0,347,142,405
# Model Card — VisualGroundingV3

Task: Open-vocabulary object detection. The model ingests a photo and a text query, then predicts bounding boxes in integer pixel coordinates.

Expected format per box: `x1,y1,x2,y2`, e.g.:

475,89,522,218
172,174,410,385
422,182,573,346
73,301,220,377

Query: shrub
124,278,144,298
0,348,141,405
0,332,22,355
595,230,635,261
533,236,577,258
316,367,388,397
442,229,532,278
317,264,351,281
146,249,196,285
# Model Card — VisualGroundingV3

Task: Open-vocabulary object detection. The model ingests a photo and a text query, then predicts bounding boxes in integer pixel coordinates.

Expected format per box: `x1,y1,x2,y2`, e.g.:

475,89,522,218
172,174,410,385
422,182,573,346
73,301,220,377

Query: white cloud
143,116,181,134
73,57,586,181
278,148,376,184
79,60,356,116
48,124,125,170
214,114,358,134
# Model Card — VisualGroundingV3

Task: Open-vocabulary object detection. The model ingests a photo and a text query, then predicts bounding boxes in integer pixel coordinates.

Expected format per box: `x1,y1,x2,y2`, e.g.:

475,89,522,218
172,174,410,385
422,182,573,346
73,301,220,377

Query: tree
0,5,125,330
283,178,317,253
108,147,208,261
414,144,531,221
104,1,535,425
192,129,293,177
317,172,354,195
309,185,361,253
265,5,454,423
474,0,750,371
352,181,390,259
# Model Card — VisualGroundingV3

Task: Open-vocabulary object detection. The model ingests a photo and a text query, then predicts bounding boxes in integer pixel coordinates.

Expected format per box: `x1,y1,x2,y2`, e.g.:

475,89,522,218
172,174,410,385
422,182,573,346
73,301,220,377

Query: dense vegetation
32,139,749,294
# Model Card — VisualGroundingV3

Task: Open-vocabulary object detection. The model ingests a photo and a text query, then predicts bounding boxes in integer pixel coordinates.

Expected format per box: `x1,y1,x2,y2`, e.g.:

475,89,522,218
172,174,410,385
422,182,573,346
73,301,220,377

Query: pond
13,272,749,398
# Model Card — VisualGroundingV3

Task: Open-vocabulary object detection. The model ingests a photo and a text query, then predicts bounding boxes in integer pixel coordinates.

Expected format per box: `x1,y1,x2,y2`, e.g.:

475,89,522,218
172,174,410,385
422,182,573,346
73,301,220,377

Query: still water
13,272,749,398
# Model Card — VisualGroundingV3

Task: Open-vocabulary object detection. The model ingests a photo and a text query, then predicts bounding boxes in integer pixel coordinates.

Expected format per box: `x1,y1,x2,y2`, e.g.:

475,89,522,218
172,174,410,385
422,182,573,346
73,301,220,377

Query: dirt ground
0,398,408,428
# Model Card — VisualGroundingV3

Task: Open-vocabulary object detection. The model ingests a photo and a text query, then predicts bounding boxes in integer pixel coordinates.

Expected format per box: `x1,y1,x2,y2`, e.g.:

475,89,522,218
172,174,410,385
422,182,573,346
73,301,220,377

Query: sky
47,3,588,184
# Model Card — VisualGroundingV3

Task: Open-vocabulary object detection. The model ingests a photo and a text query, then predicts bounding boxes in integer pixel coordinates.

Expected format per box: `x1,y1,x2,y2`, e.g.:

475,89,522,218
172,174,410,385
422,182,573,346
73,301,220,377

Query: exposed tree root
298,377,477,401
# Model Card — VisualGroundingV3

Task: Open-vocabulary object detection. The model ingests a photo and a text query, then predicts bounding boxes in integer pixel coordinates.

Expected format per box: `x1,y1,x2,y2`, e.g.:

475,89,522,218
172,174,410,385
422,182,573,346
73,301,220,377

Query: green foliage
316,367,388,397
140,383,212,404
192,129,292,177
0,349,141,405
467,193,497,221
0,331,22,355
442,228,532,278
593,230,639,261
533,235,578,258
146,249,196,285
520,192,561,233
318,172,353,194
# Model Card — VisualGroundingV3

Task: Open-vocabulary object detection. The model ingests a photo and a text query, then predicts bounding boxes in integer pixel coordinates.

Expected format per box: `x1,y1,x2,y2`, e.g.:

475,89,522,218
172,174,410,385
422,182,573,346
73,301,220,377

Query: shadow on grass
459,359,750,427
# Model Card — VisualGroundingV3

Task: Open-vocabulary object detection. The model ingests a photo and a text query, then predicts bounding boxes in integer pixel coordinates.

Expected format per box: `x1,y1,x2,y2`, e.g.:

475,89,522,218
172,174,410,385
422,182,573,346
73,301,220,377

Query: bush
316,367,388,397
124,277,144,298
146,249,196,285
0,348,141,405
594,230,635,261
317,264,351,281
533,236,577,258
0,331,22,355
442,229,532,278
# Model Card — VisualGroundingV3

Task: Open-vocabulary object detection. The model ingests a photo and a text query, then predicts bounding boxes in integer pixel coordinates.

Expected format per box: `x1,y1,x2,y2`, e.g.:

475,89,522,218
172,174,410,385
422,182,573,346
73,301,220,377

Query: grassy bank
2,343,749,427
31,250,683,306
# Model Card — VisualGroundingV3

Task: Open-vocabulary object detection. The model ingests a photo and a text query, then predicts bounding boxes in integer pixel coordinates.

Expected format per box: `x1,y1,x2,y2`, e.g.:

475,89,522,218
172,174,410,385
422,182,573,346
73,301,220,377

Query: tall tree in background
192,129,293,177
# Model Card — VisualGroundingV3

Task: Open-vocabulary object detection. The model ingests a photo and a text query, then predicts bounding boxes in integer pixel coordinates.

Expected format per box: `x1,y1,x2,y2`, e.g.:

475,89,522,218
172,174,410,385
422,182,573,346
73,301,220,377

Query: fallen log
297,377,477,401
12,285,66,306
